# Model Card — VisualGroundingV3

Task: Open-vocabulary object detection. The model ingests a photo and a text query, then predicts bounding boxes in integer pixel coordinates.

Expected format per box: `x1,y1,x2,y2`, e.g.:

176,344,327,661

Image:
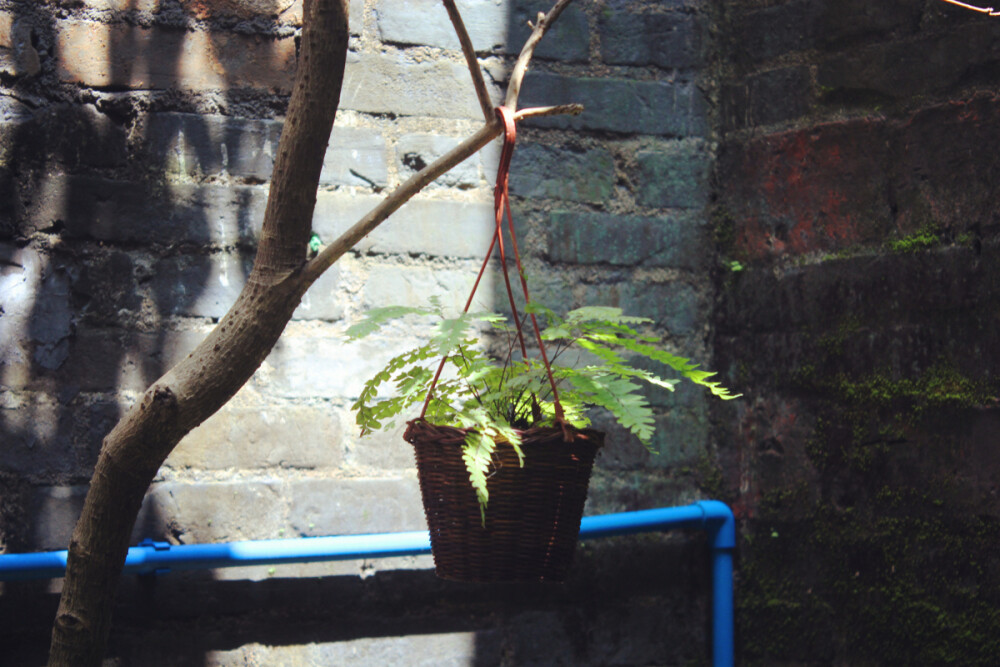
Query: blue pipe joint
136,538,173,576
695,500,736,550
138,538,171,551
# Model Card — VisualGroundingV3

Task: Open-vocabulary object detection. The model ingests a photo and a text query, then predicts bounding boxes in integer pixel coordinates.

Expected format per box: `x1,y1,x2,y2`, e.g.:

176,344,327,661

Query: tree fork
47,1,350,664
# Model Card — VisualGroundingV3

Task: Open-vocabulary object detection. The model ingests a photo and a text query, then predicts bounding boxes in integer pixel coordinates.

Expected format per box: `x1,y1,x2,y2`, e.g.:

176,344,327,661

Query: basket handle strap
420,106,566,425
492,107,566,423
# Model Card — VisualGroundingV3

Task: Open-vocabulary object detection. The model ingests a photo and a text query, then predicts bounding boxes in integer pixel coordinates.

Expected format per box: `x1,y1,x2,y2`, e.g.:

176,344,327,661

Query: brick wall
1,1,720,664
713,1,1000,663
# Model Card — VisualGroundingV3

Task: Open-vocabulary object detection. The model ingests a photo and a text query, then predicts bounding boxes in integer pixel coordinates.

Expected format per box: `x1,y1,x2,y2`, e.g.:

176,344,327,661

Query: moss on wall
737,355,1000,665
740,485,1000,666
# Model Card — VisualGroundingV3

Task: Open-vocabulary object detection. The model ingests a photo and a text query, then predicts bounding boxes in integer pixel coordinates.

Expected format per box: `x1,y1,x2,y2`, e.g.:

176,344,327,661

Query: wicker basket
404,418,603,582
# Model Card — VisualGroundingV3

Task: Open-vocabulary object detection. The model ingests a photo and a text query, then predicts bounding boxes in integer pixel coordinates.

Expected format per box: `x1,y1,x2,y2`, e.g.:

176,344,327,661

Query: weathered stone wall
1,0,721,664
712,1,1000,664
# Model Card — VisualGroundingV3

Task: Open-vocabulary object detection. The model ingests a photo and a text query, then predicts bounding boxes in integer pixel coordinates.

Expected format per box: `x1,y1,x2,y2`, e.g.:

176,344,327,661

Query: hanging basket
399,106,602,582
405,419,603,582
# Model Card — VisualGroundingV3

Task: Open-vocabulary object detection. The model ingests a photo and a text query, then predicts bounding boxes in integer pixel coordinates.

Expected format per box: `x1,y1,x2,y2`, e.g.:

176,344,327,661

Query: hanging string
492,107,565,423
419,106,565,426
938,0,1000,16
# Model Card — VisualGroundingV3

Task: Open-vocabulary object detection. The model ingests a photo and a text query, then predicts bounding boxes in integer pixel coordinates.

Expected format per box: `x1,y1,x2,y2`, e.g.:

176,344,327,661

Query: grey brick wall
0,1,720,664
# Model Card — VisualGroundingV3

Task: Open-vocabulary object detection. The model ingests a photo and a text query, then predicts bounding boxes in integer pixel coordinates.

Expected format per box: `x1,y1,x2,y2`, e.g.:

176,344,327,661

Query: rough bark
47,1,350,664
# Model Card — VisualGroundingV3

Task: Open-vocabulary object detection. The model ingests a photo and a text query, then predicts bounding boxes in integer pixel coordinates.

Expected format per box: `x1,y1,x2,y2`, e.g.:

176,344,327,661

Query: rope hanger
420,106,566,427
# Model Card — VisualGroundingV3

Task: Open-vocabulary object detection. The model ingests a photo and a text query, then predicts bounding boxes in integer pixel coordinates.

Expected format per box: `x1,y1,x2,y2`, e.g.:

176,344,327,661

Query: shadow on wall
0,532,707,666
1,0,282,551
0,0,284,662
1,1,714,665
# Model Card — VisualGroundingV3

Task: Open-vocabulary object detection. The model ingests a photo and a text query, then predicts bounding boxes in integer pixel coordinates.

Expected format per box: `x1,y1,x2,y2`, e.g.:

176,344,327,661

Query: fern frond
563,372,656,445
346,305,437,339
565,306,650,327
462,430,495,525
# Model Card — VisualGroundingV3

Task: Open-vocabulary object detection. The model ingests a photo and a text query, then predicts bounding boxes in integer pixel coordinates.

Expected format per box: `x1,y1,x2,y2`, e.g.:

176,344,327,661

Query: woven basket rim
404,417,604,448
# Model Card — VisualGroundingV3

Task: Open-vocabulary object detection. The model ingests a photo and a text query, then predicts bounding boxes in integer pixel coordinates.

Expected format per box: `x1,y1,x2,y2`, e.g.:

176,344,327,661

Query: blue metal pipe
698,500,736,667
0,502,735,666
0,530,434,581
575,501,735,667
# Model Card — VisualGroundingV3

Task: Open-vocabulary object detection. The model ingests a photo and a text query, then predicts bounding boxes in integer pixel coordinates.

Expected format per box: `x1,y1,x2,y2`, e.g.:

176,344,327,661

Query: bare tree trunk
47,1,350,664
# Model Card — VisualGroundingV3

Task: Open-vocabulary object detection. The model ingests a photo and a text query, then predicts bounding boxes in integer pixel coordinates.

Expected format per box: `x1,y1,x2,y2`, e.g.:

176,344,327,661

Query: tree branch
515,103,584,120
303,0,582,286
506,0,575,108
47,1,350,664
442,0,494,122
303,123,500,283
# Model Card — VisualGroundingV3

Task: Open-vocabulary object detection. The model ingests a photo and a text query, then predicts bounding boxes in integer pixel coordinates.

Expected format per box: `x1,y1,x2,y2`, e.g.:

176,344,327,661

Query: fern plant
347,298,739,521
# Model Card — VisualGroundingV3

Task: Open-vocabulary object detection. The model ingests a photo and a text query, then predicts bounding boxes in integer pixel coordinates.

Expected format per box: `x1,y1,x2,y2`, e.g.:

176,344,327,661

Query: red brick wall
713,2,1000,663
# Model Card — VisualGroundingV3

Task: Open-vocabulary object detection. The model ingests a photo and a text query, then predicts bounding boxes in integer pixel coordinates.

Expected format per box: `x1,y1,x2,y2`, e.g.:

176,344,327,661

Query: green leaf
575,338,626,365
462,430,496,525
564,372,655,445
345,305,436,339
566,306,650,327
308,233,322,253
433,317,474,355
395,366,434,397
